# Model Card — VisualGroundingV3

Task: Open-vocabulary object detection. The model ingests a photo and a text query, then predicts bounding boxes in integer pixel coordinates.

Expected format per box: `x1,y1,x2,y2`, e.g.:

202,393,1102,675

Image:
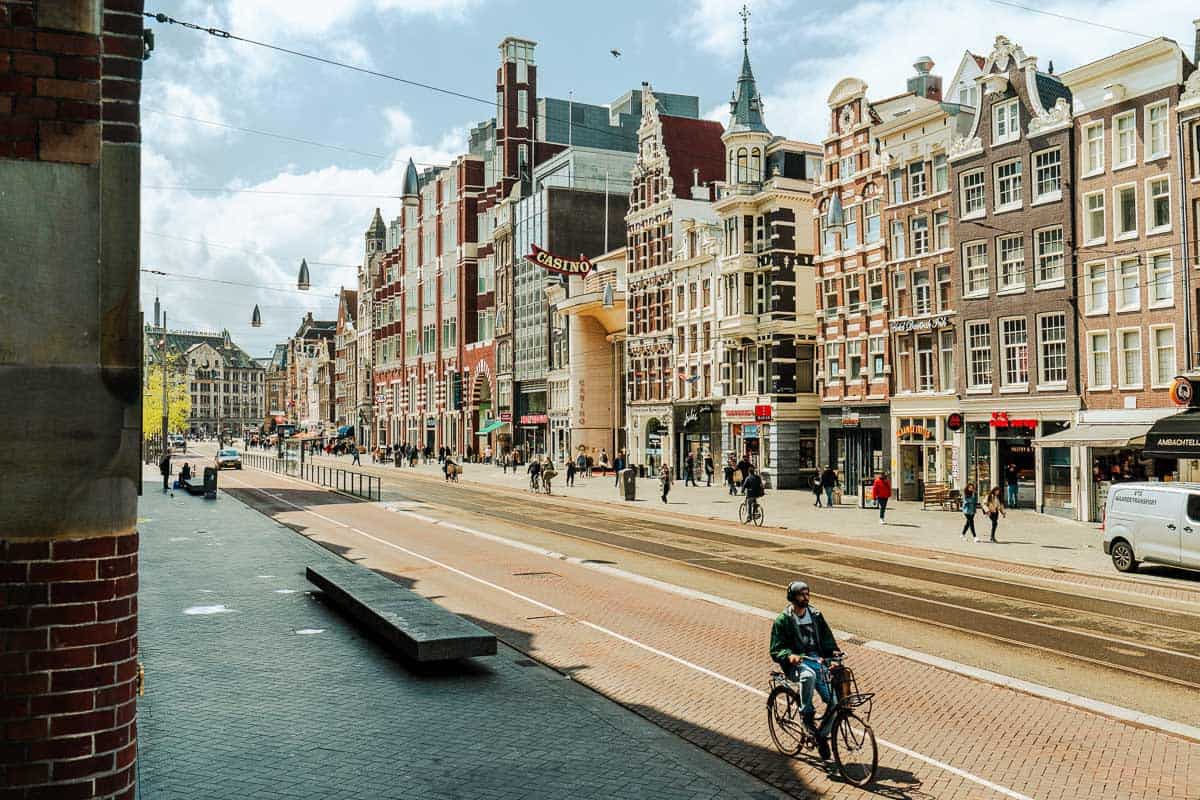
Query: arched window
736,148,748,183
728,150,736,182
750,148,762,182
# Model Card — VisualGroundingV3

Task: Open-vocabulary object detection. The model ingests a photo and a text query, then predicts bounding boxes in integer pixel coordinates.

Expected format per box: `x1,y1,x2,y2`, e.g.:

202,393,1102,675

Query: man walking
820,465,838,508
1005,463,1020,508
351,446,361,466
159,452,171,493
872,471,891,524
613,450,625,487
684,452,697,487
704,450,714,487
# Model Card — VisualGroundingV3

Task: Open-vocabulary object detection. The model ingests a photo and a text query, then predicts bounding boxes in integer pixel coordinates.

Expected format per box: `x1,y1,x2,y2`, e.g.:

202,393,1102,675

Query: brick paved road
220,466,1200,799
136,477,789,800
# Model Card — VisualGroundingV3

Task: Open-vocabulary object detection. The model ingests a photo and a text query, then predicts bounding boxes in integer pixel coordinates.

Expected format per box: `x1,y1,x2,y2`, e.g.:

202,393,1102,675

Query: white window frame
1146,175,1171,234
1035,226,1065,288
1037,312,1068,389
997,233,1025,292
1032,147,1062,204
934,210,949,251
1087,331,1111,391
1117,258,1141,312
1083,190,1106,245
1145,100,1169,161
1147,251,1174,308
1084,260,1108,315
963,240,989,297
994,158,1023,212
1118,327,1142,389
992,98,1020,145
1113,182,1138,240
1082,120,1104,176
1149,325,1176,388
1113,110,1136,169
933,154,948,194
960,169,985,218
909,161,927,199
911,215,929,256
999,316,1029,390
966,320,993,391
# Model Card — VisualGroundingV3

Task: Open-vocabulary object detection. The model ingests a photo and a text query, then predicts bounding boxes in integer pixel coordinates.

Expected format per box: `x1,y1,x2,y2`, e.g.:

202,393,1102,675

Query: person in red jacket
872,472,892,524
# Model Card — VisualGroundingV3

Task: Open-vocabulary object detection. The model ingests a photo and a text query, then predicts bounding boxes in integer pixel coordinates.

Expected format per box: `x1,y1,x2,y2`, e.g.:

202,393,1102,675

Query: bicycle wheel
752,502,764,527
831,710,877,787
766,686,806,756
738,501,749,524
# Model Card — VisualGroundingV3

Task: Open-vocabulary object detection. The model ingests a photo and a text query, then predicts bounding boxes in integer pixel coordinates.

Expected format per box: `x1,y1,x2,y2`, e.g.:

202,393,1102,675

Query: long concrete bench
306,559,496,662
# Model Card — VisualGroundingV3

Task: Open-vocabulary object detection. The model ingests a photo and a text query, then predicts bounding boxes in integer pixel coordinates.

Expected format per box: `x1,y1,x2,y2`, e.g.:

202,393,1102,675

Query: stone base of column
1,532,139,800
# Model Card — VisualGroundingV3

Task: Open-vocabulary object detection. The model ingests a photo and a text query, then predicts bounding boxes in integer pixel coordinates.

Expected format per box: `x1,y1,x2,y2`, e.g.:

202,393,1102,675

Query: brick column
2,534,140,797
1,2,144,799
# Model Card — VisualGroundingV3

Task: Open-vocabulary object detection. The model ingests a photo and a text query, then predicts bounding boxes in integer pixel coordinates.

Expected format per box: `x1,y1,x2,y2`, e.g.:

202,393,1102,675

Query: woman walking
811,472,823,507
659,464,672,503
961,483,979,542
984,486,1006,542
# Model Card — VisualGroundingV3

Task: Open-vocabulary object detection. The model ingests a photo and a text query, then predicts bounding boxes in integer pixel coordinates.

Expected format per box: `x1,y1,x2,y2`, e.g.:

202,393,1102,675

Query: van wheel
1111,540,1138,573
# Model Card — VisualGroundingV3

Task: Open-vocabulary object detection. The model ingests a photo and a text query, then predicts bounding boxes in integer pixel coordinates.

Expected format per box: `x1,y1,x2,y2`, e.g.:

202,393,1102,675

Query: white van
1102,482,1200,574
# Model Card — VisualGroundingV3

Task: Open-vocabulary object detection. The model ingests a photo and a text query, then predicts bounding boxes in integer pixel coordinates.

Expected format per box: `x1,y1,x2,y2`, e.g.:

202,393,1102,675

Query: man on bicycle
527,457,542,490
741,466,765,521
770,580,841,759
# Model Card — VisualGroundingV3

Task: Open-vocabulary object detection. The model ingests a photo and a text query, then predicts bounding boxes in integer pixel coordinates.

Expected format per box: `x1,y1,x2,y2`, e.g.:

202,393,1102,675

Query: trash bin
621,468,637,502
203,467,218,500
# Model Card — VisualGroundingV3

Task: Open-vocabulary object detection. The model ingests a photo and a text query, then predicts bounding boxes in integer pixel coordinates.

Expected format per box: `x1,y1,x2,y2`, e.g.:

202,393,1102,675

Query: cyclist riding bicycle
527,457,542,490
769,580,841,760
742,467,765,516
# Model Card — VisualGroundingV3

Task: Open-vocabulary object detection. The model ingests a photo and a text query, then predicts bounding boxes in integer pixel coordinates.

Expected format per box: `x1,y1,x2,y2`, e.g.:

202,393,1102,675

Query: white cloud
759,0,1199,144
141,83,229,149
675,0,787,59
382,107,416,146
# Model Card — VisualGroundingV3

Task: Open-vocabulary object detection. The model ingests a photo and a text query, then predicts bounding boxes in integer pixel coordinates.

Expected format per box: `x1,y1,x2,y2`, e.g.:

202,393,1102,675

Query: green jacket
770,606,839,663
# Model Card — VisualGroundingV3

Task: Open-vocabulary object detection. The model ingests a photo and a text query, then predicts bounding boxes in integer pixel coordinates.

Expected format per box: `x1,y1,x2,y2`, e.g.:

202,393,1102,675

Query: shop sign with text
989,412,1036,429
754,404,773,421
897,424,933,439
519,414,549,425
524,244,593,276
889,315,952,333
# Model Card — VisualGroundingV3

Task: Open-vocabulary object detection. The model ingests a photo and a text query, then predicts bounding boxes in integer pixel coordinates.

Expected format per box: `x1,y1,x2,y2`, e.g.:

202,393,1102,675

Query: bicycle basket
829,663,856,701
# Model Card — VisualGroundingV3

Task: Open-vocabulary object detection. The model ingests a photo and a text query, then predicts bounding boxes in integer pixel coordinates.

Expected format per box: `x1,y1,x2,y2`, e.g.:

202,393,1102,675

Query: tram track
373,474,1200,690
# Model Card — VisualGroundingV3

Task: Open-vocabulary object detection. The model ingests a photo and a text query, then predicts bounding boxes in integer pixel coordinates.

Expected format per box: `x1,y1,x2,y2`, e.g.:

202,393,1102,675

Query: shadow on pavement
222,486,366,509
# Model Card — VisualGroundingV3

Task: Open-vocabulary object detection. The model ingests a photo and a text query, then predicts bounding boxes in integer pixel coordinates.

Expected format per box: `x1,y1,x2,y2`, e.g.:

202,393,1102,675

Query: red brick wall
0,0,143,163
1,532,139,799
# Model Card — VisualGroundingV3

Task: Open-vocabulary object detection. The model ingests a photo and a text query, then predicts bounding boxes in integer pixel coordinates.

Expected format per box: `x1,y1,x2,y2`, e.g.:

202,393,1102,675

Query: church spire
727,4,769,135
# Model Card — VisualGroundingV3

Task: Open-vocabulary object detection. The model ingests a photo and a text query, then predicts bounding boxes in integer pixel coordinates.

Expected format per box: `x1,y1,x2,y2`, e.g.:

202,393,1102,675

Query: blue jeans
1007,484,1018,507
784,657,834,715
824,487,835,507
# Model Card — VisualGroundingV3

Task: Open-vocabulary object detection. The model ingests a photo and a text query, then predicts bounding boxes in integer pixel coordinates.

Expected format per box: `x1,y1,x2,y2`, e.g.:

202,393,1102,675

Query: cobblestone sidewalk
135,475,788,800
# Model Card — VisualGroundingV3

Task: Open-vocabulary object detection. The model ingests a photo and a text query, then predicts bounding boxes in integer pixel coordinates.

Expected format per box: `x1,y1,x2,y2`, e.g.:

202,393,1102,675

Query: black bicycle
739,496,765,526
766,657,878,786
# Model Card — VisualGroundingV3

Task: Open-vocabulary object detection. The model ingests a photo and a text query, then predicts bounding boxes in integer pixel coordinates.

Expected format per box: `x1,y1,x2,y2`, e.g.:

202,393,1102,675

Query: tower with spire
724,5,773,186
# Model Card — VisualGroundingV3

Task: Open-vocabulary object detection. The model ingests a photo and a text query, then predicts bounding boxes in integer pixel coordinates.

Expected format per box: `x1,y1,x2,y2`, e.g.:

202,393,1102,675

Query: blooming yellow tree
142,360,191,440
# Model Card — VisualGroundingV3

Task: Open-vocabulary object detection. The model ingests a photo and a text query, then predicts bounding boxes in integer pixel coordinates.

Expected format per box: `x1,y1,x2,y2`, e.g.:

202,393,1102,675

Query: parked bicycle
766,656,877,786
739,495,764,526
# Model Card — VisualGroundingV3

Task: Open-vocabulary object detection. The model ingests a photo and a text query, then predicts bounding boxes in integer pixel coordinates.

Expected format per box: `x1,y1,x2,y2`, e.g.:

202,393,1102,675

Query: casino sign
524,243,593,276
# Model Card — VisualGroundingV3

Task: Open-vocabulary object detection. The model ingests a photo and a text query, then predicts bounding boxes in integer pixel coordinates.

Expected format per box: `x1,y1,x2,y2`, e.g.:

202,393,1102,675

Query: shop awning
335,425,354,438
1143,410,1200,458
476,419,507,436
1032,423,1150,449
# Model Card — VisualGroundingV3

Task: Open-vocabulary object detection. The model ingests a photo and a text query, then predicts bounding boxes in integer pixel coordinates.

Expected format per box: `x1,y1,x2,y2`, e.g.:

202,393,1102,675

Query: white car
1102,482,1200,574
215,449,242,470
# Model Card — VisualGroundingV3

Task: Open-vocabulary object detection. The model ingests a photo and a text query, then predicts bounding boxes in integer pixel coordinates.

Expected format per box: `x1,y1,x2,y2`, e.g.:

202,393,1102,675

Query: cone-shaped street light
251,304,262,328
297,258,311,291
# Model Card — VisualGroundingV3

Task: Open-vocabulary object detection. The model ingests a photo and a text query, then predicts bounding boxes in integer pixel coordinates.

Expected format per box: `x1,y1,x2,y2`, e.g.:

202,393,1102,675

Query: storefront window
966,422,992,494
1041,420,1071,516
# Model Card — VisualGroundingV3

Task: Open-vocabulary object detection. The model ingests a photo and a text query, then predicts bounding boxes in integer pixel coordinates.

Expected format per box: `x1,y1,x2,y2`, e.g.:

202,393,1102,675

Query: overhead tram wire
142,185,406,200
142,11,735,176
142,231,360,269
141,267,343,295
986,1,1156,39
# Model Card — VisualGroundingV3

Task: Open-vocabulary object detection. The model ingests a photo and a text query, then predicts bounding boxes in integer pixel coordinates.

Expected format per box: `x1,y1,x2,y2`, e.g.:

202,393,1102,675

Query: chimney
153,294,161,328
1194,18,1199,67
906,56,942,101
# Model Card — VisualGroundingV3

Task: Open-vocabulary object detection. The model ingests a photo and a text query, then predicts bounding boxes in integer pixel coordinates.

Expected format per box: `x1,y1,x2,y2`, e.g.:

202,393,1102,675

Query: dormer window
992,98,1019,145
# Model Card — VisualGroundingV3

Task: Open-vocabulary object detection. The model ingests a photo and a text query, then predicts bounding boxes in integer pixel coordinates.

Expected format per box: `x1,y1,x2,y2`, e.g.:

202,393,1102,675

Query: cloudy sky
141,0,1198,357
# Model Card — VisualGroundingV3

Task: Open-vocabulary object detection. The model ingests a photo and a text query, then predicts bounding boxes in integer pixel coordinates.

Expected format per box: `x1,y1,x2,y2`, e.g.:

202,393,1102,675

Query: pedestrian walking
599,448,610,476
724,455,737,496
984,486,1006,542
566,459,576,487
704,451,714,487
613,451,625,487
659,464,672,503
684,452,697,487
961,483,979,542
872,472,892,524
352,446,361,466
820,465,838,508
159,452,171,492
811,473,823,507
1004,463,1019,508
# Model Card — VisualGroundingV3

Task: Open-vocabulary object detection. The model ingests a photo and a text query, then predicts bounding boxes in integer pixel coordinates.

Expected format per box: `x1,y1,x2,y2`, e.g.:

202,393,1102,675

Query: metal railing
241,452,381,501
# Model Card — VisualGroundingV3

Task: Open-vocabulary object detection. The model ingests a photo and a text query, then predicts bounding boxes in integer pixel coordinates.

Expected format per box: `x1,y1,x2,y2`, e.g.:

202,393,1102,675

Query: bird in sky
610,49,621,58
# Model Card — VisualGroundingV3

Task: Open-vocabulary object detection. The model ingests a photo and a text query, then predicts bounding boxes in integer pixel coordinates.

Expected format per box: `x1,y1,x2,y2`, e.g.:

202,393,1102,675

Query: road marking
225,473,1036,800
